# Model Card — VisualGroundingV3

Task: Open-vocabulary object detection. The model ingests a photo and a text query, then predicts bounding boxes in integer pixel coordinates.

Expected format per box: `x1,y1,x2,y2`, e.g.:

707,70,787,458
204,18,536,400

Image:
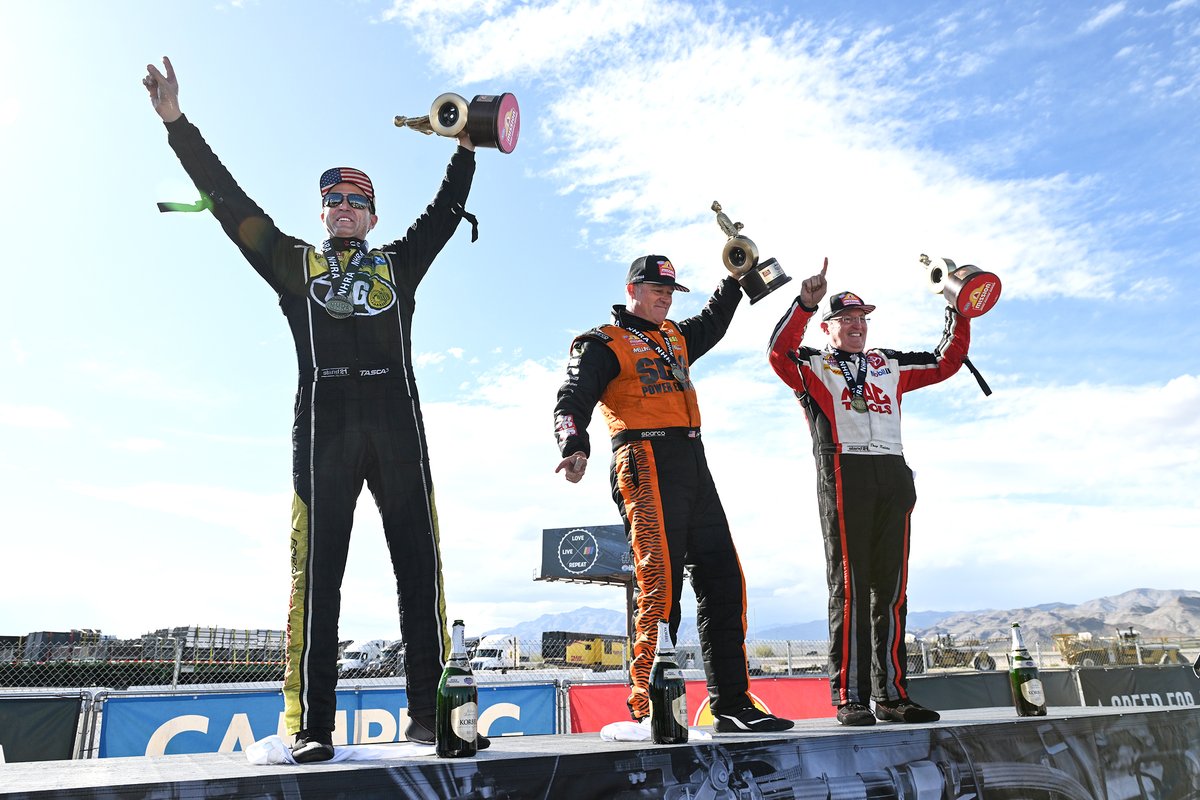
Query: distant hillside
910,588,1200,643
488,589,1200,645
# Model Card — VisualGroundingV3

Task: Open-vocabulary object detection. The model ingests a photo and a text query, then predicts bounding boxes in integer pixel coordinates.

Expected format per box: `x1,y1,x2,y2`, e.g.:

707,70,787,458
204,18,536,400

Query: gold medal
851,396,869,413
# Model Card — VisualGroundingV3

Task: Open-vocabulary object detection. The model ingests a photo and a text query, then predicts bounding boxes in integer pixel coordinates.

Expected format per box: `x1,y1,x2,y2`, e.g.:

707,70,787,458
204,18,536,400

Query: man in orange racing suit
767,259,969,727
145,56,484,761
554,255,793,734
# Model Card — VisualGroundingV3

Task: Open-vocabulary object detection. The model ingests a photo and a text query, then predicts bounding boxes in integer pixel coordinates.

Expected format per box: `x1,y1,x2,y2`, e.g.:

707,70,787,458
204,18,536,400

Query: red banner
567,677,834,732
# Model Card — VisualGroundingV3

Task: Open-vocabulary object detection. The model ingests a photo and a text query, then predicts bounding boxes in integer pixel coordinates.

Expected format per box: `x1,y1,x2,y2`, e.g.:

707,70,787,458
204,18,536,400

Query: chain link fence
4,627,1197,691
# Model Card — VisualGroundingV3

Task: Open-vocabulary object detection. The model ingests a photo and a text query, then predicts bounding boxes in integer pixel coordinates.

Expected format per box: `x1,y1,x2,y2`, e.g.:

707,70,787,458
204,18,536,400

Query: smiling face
821,312,870,353
627,282,675,326
321,181,377,240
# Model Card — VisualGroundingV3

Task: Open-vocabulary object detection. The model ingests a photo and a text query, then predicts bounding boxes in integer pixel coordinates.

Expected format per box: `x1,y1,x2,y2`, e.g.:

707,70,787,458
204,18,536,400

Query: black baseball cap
626,255,690,292
823,290,877,321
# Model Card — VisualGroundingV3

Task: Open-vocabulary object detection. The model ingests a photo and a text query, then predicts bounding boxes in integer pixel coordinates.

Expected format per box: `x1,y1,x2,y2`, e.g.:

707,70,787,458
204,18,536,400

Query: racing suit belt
611,427,701,449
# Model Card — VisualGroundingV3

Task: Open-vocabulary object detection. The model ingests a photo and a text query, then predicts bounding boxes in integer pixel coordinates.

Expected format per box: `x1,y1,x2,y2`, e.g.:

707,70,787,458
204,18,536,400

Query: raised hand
800,257,829,308
143,56,181,123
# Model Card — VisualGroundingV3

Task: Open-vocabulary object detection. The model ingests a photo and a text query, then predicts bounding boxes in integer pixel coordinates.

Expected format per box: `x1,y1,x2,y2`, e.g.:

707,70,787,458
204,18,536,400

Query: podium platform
3,706,1197,799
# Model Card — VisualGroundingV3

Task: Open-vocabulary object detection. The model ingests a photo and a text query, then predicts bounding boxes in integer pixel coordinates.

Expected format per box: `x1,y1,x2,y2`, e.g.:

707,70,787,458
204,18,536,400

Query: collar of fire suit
328,236,370,253
611,305,663,332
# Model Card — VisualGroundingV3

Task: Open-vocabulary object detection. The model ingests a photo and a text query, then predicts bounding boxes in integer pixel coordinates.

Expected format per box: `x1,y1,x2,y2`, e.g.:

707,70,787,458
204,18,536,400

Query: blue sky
2,0,1197,641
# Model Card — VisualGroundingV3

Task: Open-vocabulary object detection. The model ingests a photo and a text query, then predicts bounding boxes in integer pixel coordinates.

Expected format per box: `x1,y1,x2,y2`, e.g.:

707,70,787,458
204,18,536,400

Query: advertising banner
1076,665,1200,708
0,695,81,762
98,683,556,757
567,677,833,732
538,525,633,583
908,669,1081,710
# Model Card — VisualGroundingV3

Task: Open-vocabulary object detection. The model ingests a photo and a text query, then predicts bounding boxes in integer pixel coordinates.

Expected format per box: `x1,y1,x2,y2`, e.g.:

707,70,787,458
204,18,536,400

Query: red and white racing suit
767,298,969,706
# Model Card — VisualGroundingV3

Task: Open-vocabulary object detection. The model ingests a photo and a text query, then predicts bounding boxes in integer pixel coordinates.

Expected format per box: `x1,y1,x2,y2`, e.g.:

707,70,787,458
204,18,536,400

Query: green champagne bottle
648,620,688,744
436,619,478,757
1009,622,1047,717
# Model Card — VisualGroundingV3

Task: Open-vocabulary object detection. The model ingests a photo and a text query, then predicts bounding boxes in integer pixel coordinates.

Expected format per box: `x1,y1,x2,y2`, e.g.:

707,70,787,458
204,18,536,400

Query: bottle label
451,702,478,741
1021,679,1046,706
673,692,688,727
444,675,475,688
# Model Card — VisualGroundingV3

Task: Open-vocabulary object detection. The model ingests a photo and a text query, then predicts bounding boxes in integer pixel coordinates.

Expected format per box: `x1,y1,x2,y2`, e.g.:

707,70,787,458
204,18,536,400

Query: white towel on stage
599,720,712,742
245,735,435,765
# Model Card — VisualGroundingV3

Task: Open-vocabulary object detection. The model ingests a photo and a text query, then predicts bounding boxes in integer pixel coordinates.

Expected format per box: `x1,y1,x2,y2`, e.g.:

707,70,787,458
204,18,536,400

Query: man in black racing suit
145,56,483,761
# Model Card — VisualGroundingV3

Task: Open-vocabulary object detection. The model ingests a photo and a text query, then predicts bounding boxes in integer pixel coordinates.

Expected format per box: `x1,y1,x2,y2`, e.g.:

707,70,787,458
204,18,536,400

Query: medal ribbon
321,238,372,309
832,349,868,408
621,323,688,384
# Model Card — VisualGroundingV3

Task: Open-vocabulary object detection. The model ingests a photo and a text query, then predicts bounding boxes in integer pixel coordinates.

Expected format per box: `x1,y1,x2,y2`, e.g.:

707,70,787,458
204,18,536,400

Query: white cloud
1079,2,1126,34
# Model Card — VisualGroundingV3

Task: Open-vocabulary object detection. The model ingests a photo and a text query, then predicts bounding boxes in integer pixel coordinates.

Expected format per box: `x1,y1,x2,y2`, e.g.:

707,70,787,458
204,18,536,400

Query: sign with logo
538,525,633,584
98,683,555,758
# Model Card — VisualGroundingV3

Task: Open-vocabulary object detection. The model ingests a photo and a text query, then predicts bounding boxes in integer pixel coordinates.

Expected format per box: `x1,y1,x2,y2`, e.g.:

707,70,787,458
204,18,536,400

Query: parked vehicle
1053,628,1185,667
920,634,997,671
338,639,386,675
541,631,627,671
470,634,526,671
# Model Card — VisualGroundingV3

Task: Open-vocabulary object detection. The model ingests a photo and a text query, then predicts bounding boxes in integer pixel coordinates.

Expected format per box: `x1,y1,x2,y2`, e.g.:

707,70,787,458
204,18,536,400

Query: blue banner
98,683,556,757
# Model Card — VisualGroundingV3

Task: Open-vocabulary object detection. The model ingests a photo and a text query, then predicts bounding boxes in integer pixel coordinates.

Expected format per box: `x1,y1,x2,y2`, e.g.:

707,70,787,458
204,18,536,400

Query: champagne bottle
648,620,688,744
1009,622,1047,717
436,619,478,757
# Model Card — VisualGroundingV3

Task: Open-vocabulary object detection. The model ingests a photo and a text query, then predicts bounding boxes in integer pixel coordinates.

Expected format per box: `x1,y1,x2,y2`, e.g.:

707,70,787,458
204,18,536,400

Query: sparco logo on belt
641,430,667,438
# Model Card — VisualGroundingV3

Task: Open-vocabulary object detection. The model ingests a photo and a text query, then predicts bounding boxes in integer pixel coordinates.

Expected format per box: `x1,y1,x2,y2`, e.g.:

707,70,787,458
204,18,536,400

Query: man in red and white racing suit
767,259,969,726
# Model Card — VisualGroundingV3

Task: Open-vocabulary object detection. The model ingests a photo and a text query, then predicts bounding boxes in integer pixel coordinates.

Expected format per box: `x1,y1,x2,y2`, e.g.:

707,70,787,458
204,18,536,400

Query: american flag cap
319,167,375,201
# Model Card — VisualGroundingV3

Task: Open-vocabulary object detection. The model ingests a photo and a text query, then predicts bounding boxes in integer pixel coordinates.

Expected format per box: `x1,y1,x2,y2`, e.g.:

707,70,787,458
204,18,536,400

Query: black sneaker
713,706,794,733
291,728,334,763
836,702,876,726
405,714,491,750
874,699,940,723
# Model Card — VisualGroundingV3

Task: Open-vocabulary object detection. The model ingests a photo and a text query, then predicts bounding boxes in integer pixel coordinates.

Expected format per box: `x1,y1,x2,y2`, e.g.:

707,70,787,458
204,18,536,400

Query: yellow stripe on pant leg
282,492,309,735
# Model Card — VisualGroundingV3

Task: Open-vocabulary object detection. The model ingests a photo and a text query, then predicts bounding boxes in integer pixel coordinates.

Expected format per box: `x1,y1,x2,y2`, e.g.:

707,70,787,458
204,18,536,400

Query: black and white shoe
836,702,876,726
713,706,794,733
291,728,334,763
874,699,940,724
405,714,491,749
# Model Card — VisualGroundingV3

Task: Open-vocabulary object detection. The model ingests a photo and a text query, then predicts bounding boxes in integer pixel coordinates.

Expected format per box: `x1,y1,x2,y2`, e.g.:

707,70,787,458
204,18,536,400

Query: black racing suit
164,115,475,735
767,298,969,706
554,277,755,720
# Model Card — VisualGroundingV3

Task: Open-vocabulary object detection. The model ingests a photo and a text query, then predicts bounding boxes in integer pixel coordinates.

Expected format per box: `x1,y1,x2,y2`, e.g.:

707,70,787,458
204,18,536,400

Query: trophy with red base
711,201,791,304
395,92,520,153
919,253,1001,317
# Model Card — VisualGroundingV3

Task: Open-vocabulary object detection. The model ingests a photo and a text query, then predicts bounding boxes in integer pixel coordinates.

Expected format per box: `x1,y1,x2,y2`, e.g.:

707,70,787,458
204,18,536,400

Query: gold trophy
394,92,520,153
712,201,791,304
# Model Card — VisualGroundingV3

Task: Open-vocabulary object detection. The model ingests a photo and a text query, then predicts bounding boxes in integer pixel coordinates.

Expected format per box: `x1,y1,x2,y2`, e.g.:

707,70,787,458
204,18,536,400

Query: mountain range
486,588,1200,644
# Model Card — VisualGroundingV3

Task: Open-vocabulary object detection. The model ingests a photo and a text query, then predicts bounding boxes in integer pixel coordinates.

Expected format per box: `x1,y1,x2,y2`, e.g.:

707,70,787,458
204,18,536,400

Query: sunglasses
322,192,372,210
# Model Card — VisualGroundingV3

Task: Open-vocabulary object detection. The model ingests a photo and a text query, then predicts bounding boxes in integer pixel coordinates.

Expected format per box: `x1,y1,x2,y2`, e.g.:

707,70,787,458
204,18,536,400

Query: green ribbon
157,192,213,213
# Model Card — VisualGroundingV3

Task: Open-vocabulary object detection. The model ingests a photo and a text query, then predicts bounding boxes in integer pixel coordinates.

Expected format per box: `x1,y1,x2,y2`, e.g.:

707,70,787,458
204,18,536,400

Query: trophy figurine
919,254,1001,318
711,201,791,304
394,92,520,154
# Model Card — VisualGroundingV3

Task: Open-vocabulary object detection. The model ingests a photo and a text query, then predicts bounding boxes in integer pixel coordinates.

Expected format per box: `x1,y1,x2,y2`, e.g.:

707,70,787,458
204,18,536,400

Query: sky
1,0,1198,643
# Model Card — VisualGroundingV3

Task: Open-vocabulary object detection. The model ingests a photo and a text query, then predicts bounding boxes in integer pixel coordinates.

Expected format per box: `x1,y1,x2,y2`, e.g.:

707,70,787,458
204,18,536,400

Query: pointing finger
820,257,828,278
